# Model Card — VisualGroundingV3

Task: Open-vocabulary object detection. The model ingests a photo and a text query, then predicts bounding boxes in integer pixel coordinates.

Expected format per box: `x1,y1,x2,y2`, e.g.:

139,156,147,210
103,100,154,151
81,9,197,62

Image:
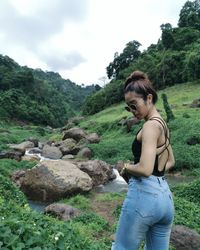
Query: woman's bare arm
165,144,175,171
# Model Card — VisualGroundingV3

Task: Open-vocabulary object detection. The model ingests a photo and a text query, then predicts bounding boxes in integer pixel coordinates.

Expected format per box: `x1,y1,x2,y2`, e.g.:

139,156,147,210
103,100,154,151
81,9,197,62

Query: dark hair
124,70,158,104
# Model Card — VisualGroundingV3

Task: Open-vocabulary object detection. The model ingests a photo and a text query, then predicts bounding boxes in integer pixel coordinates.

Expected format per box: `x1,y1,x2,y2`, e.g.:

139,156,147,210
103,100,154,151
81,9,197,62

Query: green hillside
82,0,200,116
79,81,200,174
0,55,97,127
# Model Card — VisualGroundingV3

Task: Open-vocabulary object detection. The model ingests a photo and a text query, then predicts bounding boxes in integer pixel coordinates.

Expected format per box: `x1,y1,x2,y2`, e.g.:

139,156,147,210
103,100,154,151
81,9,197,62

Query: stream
25,148,196,212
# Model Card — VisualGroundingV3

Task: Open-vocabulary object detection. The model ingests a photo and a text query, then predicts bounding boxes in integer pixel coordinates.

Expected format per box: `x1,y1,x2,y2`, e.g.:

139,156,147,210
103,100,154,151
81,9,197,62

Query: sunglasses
125,103,137,112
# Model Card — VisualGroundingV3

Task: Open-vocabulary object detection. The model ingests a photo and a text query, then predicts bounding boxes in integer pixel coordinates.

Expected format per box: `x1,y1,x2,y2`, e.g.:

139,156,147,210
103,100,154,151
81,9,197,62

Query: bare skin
121,91,175,177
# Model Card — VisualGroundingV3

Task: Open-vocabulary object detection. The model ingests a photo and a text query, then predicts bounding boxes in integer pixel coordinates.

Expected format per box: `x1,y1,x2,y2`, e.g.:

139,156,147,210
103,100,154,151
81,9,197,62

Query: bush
173,195,200,233
172,178,200,206
161,93,175,122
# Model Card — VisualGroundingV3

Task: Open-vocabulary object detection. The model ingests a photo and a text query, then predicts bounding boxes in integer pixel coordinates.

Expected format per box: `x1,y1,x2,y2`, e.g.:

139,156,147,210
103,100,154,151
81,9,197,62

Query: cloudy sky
0,0,186,86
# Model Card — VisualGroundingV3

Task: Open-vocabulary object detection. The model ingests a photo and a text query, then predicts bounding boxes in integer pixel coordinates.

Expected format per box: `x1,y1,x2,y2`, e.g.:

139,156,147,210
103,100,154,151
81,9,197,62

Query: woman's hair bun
124,70,150,90
129,70,147,81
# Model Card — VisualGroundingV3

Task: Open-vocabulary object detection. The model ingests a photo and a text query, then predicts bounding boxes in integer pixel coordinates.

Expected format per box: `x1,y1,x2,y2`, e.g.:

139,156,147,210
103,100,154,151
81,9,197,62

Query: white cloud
41,50,86,71
0,0,187,85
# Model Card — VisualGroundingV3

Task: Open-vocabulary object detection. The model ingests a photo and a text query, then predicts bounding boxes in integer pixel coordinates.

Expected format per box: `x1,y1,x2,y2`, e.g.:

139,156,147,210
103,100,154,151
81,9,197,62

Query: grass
78,81,200,172
0,81,200,249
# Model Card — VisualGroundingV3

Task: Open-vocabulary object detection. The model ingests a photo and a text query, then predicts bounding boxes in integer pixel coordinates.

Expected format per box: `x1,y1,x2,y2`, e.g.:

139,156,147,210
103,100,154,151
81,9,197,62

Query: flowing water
25,148,196,212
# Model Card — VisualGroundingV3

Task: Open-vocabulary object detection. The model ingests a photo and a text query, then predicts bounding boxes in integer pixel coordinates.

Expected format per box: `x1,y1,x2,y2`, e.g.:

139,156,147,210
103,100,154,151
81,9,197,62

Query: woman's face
125,91,152,120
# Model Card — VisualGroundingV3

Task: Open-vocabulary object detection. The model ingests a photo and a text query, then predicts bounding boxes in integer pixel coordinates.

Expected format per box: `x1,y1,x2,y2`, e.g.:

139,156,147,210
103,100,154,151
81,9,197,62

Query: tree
160,23,174,49
178,0,200,30
106,40,141,79
161,93,175,122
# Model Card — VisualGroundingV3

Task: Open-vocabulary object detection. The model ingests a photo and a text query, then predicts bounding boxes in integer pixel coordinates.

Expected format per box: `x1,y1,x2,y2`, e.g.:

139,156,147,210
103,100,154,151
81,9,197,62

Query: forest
82,0,200,115
0,55,98,127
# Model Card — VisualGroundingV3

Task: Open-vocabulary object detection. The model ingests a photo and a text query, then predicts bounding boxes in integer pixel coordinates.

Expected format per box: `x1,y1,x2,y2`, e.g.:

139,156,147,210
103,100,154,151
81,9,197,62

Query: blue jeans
112,175,174,250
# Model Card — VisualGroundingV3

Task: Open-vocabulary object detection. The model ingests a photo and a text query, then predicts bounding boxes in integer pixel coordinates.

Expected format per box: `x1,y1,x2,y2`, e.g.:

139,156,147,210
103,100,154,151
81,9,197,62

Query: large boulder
0,150,25,161
170,225,200,250
18,160,93,202
41,145,62,159
62,127,86,142
76,160,115,187
8,141,35,153
44,203,80,221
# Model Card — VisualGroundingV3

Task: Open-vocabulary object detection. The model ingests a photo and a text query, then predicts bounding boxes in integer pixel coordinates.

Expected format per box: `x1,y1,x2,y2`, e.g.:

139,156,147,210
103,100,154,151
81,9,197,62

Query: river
25,148,196,212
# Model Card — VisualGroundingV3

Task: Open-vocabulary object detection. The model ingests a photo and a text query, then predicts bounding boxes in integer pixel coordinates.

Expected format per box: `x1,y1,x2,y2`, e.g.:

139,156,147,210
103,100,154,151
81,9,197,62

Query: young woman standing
112,71,175,250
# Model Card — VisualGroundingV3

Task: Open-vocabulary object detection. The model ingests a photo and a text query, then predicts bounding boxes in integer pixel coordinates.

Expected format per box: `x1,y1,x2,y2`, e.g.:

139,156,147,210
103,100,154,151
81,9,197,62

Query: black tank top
132,117,170,177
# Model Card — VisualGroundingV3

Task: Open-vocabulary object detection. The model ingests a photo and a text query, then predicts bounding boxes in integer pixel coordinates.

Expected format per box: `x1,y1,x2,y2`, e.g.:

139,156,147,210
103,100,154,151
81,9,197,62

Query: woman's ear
147,94,153,103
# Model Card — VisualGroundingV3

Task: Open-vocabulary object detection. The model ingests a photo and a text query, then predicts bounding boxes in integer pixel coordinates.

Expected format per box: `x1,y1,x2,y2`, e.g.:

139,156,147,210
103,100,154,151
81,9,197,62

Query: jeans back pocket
135,188,158,218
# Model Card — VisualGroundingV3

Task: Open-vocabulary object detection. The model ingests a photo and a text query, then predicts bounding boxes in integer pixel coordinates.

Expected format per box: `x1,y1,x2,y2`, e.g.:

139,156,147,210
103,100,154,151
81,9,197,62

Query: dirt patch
90,192,124,226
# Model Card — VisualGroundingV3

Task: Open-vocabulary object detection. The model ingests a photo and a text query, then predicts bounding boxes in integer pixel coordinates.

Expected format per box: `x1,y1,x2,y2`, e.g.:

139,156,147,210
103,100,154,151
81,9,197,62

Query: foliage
61,194,92,210
173,196,200,233
172,178,200,206
178,0,200,29
82,80,124,115
83,1,200,115
161,93,175,122
0,198,107,250
0,55,96,127
0,159,111,249
106,40,141,80
79,82,200,171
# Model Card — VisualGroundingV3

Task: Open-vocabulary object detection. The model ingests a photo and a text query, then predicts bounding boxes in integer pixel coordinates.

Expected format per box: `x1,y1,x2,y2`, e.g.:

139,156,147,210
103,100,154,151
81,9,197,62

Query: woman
112,71,175,250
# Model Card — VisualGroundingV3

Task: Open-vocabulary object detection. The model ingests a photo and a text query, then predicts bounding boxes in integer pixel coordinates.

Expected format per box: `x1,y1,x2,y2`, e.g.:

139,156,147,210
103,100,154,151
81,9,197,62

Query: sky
0,0,187,86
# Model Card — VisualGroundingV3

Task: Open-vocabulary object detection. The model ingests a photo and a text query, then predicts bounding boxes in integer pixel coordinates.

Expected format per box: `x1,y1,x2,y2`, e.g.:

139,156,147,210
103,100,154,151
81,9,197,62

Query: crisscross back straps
148,117,170,155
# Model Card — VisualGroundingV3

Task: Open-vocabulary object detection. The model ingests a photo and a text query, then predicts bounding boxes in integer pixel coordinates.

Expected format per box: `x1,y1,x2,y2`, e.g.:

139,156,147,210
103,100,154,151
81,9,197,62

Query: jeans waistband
129,175,170,192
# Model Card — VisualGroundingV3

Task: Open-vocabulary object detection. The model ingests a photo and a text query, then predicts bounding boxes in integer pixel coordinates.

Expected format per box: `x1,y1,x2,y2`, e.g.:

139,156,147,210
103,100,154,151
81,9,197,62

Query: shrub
161,93,175,122
172,178,200,206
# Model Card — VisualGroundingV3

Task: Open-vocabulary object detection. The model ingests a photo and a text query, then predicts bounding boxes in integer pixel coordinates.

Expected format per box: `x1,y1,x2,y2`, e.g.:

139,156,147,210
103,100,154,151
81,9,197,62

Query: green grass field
78,82,200,174
0,81,200,249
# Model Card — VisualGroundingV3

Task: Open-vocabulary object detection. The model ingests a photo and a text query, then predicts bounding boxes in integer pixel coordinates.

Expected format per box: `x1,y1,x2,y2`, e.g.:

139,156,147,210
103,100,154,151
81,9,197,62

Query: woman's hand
115,161,130,183
115,161,125,173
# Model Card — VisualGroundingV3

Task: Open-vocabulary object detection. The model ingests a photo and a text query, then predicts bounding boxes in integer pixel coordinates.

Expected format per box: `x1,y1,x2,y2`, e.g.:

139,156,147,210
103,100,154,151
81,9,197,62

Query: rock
186,136,200,145
44,203,80,221
11,169,26,187
0,129,10,133
58,138,77,155
85,133,101,144
0,150,24,161
77,147,92,159
8,141,35,153
27,137,39,147
62,154,75,160
21,155,40,162
68,116,84,125
28,148,42,154
190,97,200,108
18,160,93,202
76,160,114,187
41,145,62,159
38,142,44,149
170,225,200,250
126,117,140,132
62,127,86,142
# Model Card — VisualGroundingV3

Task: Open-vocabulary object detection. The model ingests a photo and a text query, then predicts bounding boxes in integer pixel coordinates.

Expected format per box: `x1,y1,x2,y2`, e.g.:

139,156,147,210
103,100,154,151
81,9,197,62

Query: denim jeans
112,175,174,250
